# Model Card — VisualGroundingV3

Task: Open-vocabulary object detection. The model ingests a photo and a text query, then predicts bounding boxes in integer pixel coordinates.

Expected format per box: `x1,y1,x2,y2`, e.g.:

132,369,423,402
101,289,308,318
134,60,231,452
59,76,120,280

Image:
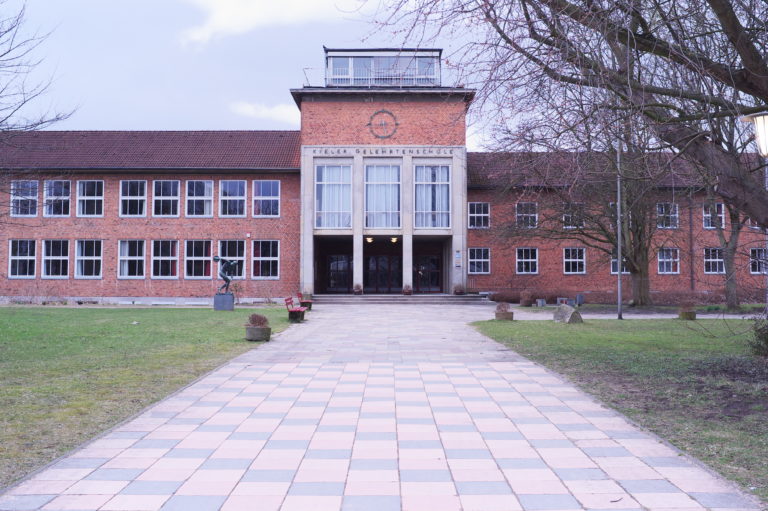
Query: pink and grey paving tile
1,304,762,511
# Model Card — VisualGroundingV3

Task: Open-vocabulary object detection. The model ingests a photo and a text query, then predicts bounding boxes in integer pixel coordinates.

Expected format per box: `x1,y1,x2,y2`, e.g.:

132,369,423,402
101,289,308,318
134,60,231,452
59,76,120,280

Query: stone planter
678,310,696,321
245,326,271,342
495,312,514,321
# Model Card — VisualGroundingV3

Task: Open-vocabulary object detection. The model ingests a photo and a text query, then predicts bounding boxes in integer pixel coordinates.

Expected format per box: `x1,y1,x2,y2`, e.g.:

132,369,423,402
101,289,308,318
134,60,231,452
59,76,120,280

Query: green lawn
0,307,289,489
475,319,768,504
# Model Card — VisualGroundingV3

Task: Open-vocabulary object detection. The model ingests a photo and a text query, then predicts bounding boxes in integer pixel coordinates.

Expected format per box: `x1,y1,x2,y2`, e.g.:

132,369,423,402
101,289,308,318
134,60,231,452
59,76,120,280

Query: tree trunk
723,245,740,311
630,260,651,306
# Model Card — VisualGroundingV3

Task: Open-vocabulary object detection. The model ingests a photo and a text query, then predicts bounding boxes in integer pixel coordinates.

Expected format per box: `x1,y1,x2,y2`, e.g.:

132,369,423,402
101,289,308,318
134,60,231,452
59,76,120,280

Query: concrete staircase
311,294,490,305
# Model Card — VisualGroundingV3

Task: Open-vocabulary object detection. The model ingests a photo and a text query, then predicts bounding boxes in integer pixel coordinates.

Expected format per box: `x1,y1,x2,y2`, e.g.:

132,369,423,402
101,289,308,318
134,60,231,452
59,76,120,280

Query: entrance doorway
413,239,444,293
314,237,353,294
363,236,402,294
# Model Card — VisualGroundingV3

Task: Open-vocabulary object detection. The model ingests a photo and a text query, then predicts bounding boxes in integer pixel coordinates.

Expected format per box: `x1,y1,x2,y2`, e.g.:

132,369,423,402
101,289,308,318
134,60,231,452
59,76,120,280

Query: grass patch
0,306,289,489
475,319,768,503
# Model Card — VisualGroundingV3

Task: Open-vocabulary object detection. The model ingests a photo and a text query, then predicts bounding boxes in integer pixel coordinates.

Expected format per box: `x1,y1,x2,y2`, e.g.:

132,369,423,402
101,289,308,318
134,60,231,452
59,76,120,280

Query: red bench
298,292,313,310
284,297,307,322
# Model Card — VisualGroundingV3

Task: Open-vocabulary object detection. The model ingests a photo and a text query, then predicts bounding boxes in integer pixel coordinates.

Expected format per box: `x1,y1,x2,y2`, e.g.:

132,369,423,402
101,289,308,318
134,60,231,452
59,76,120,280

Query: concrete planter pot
678,310,696,321
245,326,271,342
495,312,514,321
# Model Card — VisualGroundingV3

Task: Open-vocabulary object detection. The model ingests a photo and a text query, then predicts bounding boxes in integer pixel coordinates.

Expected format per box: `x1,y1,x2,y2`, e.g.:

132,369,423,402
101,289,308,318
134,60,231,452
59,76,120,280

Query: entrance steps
312,294,490,305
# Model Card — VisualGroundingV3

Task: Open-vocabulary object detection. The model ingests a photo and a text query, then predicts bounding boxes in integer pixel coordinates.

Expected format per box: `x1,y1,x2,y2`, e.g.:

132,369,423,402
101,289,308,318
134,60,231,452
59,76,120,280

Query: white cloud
230,101,300,126
180,0,369,44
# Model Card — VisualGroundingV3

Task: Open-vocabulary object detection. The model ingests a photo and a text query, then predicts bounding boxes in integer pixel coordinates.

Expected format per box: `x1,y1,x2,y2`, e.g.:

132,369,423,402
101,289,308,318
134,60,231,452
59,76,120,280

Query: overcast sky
15,0,484,149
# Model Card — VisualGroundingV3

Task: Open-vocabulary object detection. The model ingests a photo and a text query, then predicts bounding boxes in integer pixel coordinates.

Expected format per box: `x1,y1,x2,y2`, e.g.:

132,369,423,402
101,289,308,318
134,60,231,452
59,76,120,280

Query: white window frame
252,180,281,218
186,180,214,218
152,180,181,218
218,240,246,280
10,180,38,217
42,239,69,279
75,240,103,279
658,248,680,275
468,248,490,275
703,203,725,229
414,164,451,229
704,247,725,274
516,247,538,274
8,239,36,279
219,180,247,218
750,248,768,274
315,164,353,229
118,240,145,279
610,250,630,274
252,240,280,280
119,180,147,218
43,180,71,217
563,203,585,230
516,202,538,228
184,240,212,279
563,247,586,274
656,202,679,229
364,164,401,228
468,202,490,229
77,180,104,217
151,240,179,279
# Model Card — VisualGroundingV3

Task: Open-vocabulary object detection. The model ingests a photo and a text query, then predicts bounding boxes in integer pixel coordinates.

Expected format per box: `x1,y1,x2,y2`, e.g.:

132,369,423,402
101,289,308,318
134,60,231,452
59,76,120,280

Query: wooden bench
284,297,307,322
298,292,313,310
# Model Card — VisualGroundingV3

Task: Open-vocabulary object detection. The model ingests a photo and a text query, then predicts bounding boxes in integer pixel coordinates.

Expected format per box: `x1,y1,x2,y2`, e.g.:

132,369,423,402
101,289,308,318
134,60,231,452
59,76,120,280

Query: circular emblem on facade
367,110,399,139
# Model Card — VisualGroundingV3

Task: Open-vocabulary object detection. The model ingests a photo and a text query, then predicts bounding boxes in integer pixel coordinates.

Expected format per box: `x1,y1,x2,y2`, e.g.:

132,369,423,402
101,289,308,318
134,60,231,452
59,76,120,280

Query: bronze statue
213,256,237,294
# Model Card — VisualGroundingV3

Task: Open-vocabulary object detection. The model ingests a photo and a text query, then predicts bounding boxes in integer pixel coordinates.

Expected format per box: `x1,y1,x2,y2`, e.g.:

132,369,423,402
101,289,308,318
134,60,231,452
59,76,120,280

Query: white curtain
415,165,450,227
316,165,352,228
365,165,400,228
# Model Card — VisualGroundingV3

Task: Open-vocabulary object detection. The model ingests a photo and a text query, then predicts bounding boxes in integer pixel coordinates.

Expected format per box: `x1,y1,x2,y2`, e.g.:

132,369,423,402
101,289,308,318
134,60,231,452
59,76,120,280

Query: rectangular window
704,247,725,274
75,240,102,279
750,248,768,274
9,240,35,278
153,180,180,217
658,248,680,274
43,240,69,278
611,249,630,274
563,247,586,274
415,165,450,228
152,240,178,279
44,180,71,217
219,180,246,217
118,240,145,279
77,180,104,217
186,180,213,217
365,165,400,228
468,248,490,274
252,240,279,279
316,165,352,228
120,180,147,217
563,203,585,229
656,202,678,229
703,203,725,229
516,202,537,228
185,240,212,279
253,180,280,217
468,202,490,229
10,180,38,217
516,248,538,274
218,240,246,279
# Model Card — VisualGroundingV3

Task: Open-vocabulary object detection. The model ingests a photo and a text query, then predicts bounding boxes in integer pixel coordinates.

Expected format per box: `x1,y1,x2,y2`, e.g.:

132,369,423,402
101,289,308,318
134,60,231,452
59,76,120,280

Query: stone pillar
402,233,413,289
353,235,363,291
451,234,465,292
352,153,365,291
300,149,315,294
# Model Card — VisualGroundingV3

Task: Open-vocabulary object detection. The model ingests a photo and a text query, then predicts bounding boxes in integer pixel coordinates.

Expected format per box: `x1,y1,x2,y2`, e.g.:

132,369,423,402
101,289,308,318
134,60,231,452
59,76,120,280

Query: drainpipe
688,193,695,291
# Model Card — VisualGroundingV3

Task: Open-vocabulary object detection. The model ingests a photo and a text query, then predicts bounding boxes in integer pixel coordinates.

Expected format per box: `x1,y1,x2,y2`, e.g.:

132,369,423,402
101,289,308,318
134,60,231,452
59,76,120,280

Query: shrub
490,290,520,303
749,315,768,357
247,313,269,327
495,302,511,313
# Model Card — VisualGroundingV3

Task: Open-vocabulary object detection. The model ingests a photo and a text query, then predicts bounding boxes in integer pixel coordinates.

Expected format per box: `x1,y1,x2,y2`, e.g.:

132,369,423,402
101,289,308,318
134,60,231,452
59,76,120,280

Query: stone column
402,233,413,289
352,153,365,290
402,154,414,291
300,149,315,294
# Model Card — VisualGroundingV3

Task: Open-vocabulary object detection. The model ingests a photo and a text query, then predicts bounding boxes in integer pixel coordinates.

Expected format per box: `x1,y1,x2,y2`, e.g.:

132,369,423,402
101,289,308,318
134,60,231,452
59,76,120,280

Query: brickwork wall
0,172,301,301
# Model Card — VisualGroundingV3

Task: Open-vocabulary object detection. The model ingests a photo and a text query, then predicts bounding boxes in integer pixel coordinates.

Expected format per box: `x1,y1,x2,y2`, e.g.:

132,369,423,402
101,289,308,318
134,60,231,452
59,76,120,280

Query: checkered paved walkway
1,304,761,511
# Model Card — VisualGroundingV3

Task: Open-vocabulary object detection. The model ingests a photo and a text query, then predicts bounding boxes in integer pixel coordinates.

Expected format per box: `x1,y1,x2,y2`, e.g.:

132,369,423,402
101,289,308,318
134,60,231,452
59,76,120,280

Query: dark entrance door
315,237,353,294
327,255,352,293
413,254,442,293
364,255,402,293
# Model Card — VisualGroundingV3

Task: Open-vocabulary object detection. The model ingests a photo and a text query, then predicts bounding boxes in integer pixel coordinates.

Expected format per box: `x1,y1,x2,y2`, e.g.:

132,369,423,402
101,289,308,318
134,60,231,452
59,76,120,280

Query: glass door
414,254,442,293
364,255,403,293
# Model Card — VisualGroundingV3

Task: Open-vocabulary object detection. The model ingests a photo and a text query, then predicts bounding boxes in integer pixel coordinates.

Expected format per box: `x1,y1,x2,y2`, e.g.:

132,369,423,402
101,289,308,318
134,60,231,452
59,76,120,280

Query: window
365,165,400,228
120,180,147,217
703,203,725,229
186,180,213,217
252,240,279,279
9,240,35,278
220,180,246,217
516,248,538,274
218,240,246,279
316,165,352,228
77,180,104,217
704,248,725,274
75,240,102,279
658,248,680,274
152,240,178,278
10,180,38,217
656,202,678,229
415,164,450,228
153,180,180,217
253,180,280,217
611,249,630,274
563,203,585,229
468,202,490,229
42,240,69,278
563,247,586,274
185,240,212,279
118,240,145,279
750,248,768,274
516,202,537,228
44,180,70,217
468,248,490,274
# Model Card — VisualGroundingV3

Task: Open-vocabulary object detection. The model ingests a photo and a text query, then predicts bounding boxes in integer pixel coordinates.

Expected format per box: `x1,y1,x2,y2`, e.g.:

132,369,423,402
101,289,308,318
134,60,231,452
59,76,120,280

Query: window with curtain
415,165,450,228
365,165,400,228
315,165,352,228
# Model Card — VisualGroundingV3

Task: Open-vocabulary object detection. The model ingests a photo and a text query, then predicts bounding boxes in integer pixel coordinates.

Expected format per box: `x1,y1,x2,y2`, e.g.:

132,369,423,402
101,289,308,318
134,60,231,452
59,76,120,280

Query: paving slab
0,303,762,511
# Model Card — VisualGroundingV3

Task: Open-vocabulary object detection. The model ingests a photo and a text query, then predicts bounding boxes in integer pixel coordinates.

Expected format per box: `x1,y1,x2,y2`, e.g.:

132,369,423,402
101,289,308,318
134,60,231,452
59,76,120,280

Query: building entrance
413,239,444,293
314,237,353,294
363,236,402,294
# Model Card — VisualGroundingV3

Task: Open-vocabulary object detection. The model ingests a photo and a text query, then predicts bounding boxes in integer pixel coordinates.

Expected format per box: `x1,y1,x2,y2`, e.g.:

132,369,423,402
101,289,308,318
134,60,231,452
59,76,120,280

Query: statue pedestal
213,293,234,311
